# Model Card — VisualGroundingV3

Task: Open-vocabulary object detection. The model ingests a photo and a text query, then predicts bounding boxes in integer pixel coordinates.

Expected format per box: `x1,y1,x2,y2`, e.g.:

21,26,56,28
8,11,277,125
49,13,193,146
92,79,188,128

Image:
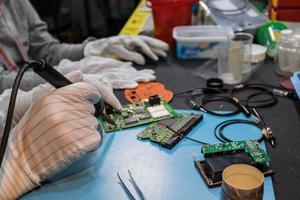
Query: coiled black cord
214,119,265,143
201,94,243,116
230,84,279,108
186,90,250,117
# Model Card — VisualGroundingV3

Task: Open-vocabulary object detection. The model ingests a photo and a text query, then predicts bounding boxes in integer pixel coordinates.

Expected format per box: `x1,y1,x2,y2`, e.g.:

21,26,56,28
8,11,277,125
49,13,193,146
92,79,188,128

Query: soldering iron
0,60,106,168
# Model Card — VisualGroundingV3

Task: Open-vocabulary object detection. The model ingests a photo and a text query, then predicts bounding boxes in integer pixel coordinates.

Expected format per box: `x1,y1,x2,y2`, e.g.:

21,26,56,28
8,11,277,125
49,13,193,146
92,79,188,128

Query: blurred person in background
0,0,169,93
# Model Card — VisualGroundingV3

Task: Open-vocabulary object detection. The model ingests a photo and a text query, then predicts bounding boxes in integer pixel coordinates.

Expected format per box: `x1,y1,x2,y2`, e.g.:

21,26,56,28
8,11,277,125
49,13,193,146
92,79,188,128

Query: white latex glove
56,56,133,75
82,74,123,107
84,35,169,65
0,82,102,200
57,57,156,89
83,66,155,89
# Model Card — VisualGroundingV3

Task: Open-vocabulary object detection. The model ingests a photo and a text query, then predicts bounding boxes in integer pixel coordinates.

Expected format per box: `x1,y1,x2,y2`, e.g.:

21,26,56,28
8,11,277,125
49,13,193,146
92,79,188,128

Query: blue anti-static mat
21,110,275,200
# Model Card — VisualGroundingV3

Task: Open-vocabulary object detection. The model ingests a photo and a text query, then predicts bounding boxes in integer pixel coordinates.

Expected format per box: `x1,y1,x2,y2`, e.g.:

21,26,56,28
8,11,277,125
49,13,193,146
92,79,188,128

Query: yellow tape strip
270,8,277,20
119,0,150,36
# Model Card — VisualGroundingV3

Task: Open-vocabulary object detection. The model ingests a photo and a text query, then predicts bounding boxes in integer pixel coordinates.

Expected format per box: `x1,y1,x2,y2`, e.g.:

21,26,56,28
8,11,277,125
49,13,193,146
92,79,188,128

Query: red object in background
269,0,300,22
280,77,295,91
270,7,300,22
271,0,300,9
151,0,197,46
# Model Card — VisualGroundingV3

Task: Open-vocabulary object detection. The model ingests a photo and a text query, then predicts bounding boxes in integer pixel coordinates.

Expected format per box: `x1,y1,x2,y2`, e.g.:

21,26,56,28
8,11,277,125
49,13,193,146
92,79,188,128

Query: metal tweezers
117,170,146,200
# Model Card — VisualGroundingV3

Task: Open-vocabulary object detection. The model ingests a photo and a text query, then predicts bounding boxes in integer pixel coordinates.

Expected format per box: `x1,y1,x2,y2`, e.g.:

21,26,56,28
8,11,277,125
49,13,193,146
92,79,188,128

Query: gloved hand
0,70,82,128
84,35,169,65
83,68,155,89
0,82,102,200
1,70,121,128
57,57,156,89
56,56,133,75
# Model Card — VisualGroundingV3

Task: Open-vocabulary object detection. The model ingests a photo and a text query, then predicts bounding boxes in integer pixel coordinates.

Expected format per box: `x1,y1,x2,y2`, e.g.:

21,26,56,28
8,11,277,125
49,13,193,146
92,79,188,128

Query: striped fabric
0,82,101,200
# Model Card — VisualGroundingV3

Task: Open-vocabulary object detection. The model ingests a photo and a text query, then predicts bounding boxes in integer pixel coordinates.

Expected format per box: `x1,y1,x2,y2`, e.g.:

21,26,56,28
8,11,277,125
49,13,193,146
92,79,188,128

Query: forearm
32,40,87,66
23,0,89,65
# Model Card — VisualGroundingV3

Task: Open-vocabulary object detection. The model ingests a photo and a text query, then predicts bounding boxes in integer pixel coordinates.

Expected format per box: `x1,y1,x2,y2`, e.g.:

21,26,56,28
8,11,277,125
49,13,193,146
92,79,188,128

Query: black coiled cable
214,119,265,143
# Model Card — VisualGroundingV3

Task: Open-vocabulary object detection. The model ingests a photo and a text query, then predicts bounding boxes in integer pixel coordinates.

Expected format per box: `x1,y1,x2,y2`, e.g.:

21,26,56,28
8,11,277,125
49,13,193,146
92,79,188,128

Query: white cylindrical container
290,34,300,73
222,164,264,200
277,29,295,73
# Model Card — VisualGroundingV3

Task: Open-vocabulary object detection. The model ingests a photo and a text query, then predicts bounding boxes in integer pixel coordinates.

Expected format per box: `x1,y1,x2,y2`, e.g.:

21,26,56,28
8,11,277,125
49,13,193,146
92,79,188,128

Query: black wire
0,63,31,167
246,91,278,108
252,108,266,127
166,126,209,146
183,136,209,145
184,88,223,112
174,87,204,96
230,84,278,108
214,119,265,143
185,89,247,116
201,94,242,116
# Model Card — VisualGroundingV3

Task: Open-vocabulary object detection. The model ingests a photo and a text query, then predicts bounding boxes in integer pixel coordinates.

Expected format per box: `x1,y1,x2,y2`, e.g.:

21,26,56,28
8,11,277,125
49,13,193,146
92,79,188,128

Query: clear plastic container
173,25,234,59
277,30,295,73
218,33,253,84
291,35,300,73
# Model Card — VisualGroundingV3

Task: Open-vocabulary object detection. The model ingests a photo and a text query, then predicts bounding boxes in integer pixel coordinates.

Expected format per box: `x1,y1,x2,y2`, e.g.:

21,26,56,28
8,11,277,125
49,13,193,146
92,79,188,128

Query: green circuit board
99,98,177,132
137,114,203,149
201,140,270,164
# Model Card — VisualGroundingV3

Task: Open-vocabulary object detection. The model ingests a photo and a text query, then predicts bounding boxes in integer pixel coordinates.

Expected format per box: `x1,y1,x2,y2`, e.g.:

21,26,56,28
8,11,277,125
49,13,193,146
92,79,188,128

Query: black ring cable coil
185,88,248,117
230,84,278,108
201,94,242,116
214,119,265,143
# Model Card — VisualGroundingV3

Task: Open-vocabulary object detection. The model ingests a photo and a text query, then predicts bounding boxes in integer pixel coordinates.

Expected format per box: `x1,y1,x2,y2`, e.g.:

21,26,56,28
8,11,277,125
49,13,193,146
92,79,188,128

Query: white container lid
251,44,267,63
281,29,293,35
294,34,300,42
173,25,234,42
280,29,293,40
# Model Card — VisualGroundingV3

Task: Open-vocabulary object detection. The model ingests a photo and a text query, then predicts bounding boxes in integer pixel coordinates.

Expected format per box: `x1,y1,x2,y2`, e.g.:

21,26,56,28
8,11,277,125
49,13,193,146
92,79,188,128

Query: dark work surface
114,50,300,200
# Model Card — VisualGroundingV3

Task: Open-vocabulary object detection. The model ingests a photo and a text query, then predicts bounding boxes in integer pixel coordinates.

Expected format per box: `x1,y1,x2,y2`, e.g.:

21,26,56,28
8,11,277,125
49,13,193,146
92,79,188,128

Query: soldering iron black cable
0,63,31,167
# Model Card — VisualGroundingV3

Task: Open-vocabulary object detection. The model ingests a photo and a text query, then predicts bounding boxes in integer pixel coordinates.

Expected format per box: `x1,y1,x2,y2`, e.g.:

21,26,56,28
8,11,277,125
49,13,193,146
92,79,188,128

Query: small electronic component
195,140,274,187
148,95,161,105
137,114,203,149
99,96,176,132
124,117,139,125
139,115,151,121
147,105,170,118
134,109,144,114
